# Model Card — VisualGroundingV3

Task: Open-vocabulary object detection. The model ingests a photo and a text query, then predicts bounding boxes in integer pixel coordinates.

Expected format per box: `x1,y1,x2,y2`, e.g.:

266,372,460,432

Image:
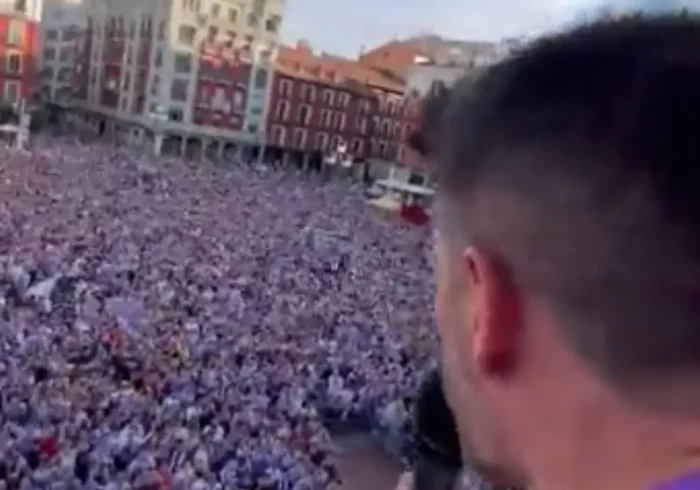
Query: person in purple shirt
405,11,700,490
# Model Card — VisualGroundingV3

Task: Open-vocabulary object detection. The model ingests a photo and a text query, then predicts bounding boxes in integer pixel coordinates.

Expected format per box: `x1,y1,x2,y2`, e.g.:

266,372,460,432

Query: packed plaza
0,134,441,490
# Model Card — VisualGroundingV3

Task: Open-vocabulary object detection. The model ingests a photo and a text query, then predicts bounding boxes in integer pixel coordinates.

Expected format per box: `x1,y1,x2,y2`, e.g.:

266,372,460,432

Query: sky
280,0,696,56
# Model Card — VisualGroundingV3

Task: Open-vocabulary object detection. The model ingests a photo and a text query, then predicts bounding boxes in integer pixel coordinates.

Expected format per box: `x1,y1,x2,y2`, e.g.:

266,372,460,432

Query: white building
71,0,285,159
38,0,87,104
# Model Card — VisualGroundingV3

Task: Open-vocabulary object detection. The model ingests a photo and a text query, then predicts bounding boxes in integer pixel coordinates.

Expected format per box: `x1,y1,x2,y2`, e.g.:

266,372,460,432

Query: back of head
416,12,700,409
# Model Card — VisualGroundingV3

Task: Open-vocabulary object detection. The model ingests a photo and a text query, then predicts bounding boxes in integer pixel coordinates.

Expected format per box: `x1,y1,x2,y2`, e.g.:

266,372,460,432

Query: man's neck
532,411,700,490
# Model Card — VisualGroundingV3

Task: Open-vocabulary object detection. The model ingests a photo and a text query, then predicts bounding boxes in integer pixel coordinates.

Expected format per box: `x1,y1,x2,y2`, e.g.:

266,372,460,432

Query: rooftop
275,42,406,95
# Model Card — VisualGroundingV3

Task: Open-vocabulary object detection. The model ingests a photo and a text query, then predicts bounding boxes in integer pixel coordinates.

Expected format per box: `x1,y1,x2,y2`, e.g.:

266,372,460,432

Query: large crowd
0,136,438,489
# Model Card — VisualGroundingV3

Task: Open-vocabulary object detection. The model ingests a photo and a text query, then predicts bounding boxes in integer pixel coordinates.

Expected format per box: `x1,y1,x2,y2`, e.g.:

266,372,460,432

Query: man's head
413,13,700,489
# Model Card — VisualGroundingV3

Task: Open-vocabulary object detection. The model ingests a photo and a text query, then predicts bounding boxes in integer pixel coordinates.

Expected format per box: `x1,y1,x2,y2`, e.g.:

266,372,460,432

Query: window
253,68,268,89
334,112,345,131
168,107,183,121
338,92,350,107
177,24,196,45
45,29,58,41
158,21,166,40
330,135,341,151
265,15,281,33
320,110,332,128
3,81,19,103
247,13,258,28
207,25,218,42
43,47,56,61
143,16,153,35
258,49,272,64
59,46,72,62
322,89,334,105
210,2,220,17
173,53,192,72
275,100,289,121
232,91,244,110
58,66,72,82
247,123,258,133
13,0,25,13
315,132,328,151
408,172,426,186
196,83,211,105
228,8,238,23
7,20,22,45
61,27,77,42
278,79,292,97
382,120,390,135
292,128,307,148
154,49,163,66
6,53,21,75
129,20,136,38
151,75,159,96
40,67,53,82
350,138,363,154
224,30,236,47
356,116,367,133
297,104,311,125
359,99,371,113
302,84,316,102
170,78,188,101
271,125,286,146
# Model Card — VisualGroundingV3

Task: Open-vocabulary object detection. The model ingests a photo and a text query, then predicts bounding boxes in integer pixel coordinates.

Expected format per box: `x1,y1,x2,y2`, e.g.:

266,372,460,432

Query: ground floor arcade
60,110,378,181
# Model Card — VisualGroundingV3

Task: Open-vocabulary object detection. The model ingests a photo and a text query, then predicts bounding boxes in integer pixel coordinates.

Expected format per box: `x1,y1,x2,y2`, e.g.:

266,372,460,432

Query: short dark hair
416,14,700,403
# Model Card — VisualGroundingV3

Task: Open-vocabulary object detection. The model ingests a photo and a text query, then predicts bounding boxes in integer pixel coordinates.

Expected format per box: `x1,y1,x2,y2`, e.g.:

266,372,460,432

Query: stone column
200,138,208,160
180,137,188,158
153,133,164,157
237,144,247,163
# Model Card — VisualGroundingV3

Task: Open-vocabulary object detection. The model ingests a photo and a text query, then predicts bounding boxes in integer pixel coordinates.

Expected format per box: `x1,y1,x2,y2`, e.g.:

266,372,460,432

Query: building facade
72,0,284,158
38,0,86,105
0,0,41,108
264,42,408,174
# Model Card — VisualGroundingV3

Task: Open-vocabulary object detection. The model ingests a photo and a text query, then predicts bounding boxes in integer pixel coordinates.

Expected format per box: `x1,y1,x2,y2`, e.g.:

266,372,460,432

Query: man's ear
462,246,522,378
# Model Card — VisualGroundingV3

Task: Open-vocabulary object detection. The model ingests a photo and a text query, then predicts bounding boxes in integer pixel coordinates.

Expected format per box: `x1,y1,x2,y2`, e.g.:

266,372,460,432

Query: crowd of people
0,136,438,489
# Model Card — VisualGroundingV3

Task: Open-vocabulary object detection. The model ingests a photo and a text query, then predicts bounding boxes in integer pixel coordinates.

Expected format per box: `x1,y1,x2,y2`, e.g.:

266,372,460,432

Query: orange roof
275,43,405,95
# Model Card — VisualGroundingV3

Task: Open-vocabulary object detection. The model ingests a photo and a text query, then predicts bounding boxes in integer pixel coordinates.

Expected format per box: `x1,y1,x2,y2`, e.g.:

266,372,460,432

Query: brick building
263,42,410,172
362,36,510,192
71,0,285,159
0,0,41,108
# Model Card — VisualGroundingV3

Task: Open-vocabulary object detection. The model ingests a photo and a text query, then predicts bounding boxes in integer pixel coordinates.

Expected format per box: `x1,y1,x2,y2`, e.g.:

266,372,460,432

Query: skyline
280,0,698,56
